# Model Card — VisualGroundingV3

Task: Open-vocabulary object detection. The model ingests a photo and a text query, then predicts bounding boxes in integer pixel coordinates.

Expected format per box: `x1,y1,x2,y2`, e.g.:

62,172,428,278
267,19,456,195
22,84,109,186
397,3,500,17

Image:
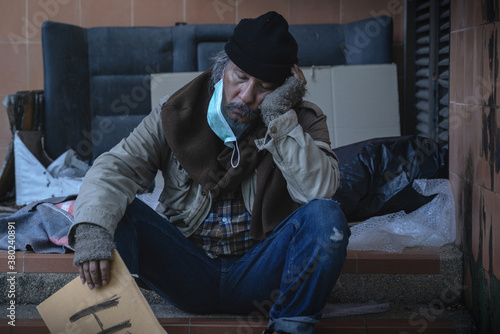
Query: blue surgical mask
207,78,240,167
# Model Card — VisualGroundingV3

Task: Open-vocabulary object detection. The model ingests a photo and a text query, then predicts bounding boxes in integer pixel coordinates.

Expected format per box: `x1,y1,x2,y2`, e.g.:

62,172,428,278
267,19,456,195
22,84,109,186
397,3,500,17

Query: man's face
222,62,278,124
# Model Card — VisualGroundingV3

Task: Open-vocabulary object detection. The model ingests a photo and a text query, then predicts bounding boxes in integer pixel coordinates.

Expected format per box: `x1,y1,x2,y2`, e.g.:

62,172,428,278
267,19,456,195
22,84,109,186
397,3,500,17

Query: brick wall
449,0,500,332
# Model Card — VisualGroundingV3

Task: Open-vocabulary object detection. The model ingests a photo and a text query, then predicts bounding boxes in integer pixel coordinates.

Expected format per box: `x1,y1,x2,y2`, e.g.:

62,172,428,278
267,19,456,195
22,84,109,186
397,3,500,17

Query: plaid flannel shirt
189,189,255,257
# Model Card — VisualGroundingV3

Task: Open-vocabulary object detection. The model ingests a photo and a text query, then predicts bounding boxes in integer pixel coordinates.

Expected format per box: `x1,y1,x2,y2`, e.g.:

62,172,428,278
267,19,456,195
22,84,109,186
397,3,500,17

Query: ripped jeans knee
294,198,350,250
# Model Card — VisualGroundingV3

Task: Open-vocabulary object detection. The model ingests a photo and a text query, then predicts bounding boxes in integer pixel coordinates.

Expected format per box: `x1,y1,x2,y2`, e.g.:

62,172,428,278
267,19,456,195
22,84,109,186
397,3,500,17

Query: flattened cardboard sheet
37,249,165,333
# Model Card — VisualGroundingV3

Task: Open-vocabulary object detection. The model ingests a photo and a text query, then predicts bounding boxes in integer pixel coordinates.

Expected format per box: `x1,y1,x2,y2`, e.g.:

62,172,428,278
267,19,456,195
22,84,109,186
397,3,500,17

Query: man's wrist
73,223,114,266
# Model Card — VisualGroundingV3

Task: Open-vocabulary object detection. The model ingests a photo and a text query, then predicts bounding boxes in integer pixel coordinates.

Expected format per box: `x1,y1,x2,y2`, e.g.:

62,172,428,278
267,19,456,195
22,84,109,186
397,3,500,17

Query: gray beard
222,105,254,138
224,101,258,120
221,96,259,138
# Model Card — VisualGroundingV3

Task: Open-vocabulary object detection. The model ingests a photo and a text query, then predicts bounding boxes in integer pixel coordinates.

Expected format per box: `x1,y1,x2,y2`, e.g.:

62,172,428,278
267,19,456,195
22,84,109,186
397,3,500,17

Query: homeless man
69,11,350,334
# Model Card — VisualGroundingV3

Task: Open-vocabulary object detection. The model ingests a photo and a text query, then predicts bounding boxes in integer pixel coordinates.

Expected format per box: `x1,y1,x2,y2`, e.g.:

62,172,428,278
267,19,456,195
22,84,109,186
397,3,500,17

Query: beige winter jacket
70,90,339,242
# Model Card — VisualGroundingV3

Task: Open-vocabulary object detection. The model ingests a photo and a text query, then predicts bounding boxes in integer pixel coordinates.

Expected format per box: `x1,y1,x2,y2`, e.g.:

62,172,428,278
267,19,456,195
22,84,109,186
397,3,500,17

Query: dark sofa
41,16,393,162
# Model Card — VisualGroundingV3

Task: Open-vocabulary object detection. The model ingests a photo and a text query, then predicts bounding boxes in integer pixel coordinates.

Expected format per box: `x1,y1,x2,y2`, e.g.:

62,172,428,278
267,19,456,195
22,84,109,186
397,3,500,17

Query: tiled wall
0,0,404,165
449,0,500,332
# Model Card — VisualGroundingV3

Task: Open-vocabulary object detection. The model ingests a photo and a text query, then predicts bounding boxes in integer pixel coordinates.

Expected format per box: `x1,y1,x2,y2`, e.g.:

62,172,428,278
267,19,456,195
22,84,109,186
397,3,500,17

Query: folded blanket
0,196,76,253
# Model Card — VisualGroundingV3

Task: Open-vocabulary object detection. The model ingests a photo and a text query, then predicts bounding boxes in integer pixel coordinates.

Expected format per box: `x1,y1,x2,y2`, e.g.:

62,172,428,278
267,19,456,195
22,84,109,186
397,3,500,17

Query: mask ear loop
221,65,240,168
231,140,241,168
219,65,240,168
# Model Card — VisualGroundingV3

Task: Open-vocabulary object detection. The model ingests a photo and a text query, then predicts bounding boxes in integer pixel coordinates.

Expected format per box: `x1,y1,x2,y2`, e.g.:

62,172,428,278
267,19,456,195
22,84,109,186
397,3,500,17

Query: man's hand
291,64,307,85
259,64,307,126
79,259,111,290
73,223,115,290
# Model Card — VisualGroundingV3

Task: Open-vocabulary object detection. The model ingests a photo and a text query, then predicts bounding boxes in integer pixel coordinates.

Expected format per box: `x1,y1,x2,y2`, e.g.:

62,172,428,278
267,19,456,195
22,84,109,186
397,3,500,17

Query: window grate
404,0,450,149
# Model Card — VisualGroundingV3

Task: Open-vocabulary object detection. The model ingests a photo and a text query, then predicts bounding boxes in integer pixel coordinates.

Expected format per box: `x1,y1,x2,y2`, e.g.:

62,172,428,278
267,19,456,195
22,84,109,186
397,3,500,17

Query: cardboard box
302,64,400,148
151,71,201,108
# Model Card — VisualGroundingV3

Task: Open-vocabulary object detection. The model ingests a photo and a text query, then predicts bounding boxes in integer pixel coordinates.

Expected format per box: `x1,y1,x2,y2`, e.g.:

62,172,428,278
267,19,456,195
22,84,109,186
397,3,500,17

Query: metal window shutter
409,0,450,149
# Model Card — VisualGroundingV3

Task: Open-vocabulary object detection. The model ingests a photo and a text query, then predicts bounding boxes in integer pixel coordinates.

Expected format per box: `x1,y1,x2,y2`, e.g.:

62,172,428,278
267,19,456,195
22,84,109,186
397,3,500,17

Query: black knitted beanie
224,11,298,84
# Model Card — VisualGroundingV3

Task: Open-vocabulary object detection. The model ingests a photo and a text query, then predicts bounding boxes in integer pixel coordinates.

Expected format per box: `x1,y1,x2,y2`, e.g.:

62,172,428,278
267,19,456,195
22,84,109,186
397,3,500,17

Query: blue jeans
114,198,350,334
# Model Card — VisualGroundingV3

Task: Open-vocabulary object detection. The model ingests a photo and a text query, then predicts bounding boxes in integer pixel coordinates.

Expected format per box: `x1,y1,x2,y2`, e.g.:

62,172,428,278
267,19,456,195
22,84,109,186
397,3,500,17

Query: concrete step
0,244,464,306
0,244,475,333
332,244,465,305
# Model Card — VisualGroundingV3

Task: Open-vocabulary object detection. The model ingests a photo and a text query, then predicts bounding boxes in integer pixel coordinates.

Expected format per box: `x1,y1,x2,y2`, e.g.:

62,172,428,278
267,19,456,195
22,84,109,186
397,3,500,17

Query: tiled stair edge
0,245,451,275
2,302,473,334
0,317,459,334
0,300,477,334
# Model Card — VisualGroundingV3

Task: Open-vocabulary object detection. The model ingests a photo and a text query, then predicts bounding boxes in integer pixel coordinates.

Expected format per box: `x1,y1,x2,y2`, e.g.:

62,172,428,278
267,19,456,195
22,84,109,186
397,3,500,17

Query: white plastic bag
347,178,456,252
14,132,89,205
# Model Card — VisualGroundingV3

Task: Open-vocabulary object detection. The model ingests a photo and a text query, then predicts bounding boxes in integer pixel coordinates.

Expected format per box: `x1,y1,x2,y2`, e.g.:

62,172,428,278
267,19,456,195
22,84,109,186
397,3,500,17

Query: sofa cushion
171,24,235,72
290,24,346,66
42,21,91,161
43,22,175,161
343,16,393,65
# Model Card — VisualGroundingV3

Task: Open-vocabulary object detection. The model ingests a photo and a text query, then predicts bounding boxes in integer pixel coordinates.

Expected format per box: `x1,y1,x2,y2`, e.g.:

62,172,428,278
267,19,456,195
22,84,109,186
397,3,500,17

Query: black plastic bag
332,135,448,222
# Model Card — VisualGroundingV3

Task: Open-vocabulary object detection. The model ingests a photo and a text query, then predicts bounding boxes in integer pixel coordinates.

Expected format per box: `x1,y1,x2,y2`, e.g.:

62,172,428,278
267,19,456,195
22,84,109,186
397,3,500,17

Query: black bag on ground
332,135,448,222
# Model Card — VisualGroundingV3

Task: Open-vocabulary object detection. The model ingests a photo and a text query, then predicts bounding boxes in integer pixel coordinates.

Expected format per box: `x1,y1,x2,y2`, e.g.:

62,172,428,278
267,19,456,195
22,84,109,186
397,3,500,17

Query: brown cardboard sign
37,249,166,333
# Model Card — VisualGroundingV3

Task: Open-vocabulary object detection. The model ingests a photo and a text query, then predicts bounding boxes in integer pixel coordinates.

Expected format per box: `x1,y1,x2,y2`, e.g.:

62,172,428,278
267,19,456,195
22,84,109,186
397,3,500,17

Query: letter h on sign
69,295,132,334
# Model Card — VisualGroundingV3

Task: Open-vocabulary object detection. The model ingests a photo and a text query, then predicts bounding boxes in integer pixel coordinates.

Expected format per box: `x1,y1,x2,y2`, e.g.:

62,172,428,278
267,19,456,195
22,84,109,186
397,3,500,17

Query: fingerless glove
73,223,114,266
259,76,306,126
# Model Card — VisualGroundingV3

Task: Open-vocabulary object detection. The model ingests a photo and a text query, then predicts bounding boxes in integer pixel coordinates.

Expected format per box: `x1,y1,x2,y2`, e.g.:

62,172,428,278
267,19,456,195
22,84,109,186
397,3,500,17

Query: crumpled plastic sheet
347,178,456,253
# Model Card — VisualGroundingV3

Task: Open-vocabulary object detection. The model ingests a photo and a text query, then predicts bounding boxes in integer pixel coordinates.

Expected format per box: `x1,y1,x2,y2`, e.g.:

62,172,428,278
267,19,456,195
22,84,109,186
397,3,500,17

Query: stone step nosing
0,303,476,334
0,247,449,275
